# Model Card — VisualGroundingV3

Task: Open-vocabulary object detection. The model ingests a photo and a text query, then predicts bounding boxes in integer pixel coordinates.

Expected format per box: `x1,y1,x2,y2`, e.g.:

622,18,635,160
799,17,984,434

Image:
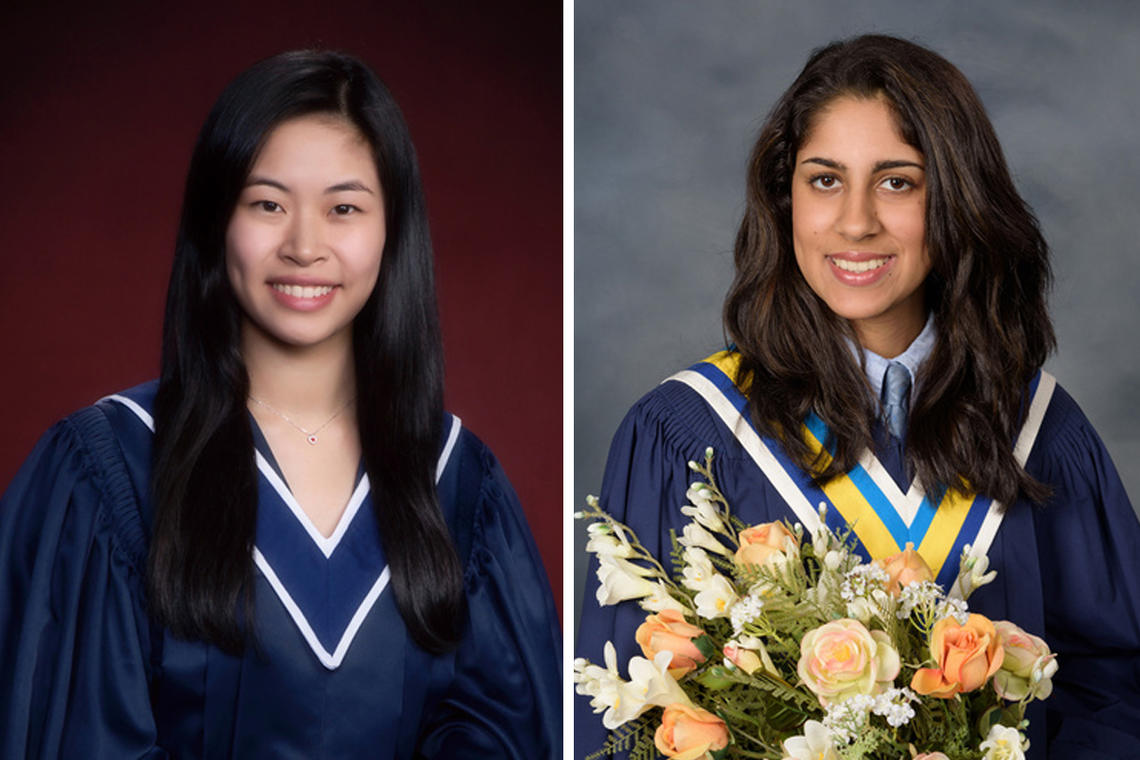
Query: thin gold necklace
248,395,355,446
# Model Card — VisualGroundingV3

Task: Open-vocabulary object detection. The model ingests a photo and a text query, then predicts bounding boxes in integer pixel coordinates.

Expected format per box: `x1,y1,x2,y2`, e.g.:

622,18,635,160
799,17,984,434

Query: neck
851,311,926,358
242,322,356,417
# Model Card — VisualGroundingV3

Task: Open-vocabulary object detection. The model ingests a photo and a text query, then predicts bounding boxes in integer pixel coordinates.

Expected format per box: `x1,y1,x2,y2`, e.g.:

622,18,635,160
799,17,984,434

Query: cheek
885,200,926,253
790,186,827,260
224,217,275,283
341,226,386,286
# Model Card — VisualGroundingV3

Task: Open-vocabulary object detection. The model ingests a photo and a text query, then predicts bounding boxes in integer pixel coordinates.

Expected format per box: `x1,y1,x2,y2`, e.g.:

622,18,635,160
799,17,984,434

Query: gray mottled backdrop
575,1,1140,628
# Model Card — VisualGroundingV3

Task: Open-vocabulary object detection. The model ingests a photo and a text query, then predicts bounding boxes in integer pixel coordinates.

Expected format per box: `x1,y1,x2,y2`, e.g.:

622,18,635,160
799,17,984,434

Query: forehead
797,96,920,161
250,114,377,183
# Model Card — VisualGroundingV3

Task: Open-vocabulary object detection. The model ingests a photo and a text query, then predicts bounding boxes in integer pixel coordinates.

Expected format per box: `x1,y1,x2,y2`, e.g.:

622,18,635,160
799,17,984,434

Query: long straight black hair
149,50,464,653
724,35,1055,506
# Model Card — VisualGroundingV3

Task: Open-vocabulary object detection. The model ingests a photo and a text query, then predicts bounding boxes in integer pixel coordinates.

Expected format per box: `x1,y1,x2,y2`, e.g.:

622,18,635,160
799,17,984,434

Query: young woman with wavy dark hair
578,34,1139,757
0,50,559,759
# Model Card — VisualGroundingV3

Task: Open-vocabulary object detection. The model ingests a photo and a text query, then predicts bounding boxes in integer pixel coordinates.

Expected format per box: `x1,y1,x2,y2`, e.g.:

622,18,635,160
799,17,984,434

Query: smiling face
790,95,931,356
225,114,385,352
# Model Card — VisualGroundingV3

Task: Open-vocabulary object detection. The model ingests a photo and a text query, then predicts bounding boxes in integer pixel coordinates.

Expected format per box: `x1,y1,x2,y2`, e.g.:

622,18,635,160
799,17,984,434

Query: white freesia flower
681,483,725,532
782,720,840,760
694,574,738,619
679,522,733,556
595,555,657,606
681,547,716,592
584,521,635,558
625,649,693,714
573,644,693,730
956,548,999,598
572,642,625,720
979,724,1028,760
639,580,688,614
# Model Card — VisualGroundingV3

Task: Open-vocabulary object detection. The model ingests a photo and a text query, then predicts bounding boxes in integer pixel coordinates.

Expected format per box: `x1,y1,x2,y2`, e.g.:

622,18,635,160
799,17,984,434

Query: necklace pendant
307,435,319,445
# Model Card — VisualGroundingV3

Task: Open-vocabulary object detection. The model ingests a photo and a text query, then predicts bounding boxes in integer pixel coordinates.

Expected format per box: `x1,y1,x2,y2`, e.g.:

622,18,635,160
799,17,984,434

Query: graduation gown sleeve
575,386,723,758
416,435,562,759
0,406,164,759
1023,387,1140,758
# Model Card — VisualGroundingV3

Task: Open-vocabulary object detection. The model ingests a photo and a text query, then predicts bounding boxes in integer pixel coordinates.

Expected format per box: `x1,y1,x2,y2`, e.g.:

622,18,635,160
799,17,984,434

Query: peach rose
911,613,1004,698
797,618,900,706
654,703,730,760
636,609,707,678
735,521,796,568
877,542,934,595
992,620,1057,701
913,754,950,760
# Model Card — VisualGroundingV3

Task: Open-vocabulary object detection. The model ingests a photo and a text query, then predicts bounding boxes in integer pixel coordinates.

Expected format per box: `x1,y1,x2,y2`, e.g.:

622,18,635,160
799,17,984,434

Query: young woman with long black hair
0,50,559,758
577,35,1139,757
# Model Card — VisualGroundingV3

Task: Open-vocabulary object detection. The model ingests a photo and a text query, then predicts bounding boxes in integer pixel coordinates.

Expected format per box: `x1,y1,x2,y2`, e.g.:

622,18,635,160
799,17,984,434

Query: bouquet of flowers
574,449,1057,760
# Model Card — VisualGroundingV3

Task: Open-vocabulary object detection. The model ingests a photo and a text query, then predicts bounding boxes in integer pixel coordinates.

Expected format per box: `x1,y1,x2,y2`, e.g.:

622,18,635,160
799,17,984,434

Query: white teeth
272,283,334,298
831,257,889,273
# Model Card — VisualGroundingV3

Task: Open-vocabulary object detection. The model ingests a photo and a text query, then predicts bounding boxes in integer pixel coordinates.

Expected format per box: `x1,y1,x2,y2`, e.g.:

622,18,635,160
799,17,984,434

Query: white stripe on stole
666,370,824,533
100,394,155,431
959,372,1056,587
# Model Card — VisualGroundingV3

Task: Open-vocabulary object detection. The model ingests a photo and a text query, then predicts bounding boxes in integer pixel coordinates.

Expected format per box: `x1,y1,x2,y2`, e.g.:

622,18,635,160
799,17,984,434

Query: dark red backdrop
0,3,562,613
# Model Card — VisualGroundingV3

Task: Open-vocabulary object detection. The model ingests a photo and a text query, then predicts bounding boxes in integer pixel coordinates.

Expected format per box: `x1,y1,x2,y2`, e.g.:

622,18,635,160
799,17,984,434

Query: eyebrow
800,157,925,172
244,176,376,195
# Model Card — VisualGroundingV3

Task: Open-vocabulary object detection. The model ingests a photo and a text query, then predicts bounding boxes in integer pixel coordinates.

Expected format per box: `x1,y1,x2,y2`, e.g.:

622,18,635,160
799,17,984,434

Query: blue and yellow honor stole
667,351,1056,590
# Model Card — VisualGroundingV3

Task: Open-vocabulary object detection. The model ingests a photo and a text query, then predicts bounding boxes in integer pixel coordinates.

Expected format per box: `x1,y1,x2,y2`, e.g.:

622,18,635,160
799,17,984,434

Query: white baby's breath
871,687,917,727
840,563,890,602
822,694,874,744
729,591,766,635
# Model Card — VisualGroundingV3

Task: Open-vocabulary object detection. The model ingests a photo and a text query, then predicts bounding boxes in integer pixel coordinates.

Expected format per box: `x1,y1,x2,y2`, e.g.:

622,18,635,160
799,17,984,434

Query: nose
279,210,327,265
834,186,881,241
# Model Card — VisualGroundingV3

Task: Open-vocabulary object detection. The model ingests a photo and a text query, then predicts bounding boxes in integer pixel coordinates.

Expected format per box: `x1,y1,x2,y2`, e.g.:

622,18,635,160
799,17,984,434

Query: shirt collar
852,314,937,402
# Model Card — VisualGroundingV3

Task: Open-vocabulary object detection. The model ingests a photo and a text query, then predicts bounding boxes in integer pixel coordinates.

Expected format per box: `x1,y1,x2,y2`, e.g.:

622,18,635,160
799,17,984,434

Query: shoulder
1,381,159,578
433,418,508,571
1026,375,1100,466
1023,374,1130,506
608,350,750,462
434,419,549,586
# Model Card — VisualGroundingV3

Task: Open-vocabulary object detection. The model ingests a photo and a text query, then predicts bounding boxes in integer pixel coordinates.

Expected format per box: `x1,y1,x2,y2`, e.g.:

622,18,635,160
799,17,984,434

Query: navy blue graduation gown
576,355,1140,759
0,382,561,759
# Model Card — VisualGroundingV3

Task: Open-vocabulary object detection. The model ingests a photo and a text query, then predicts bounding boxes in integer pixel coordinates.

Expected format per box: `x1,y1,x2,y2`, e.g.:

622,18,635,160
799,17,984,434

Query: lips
267,280,339,311
826,253,895,286
272,283,335,299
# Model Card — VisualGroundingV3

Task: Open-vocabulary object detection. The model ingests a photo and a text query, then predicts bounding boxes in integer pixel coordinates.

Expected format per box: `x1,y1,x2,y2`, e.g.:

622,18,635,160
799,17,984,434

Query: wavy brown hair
723,34,1054,505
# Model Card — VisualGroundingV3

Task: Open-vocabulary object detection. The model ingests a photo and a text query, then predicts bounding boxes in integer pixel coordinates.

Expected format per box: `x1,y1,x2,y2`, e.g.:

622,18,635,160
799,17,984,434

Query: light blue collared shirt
851,314,937,411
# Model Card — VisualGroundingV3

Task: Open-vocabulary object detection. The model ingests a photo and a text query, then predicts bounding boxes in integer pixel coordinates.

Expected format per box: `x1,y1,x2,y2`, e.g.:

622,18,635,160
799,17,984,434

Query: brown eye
255,200,281,212
810,175,840,190
882,177,912,191
332,204,359,216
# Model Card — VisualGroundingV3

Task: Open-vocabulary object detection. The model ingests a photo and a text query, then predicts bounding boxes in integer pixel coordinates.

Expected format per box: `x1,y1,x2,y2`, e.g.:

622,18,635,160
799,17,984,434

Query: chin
817,293,894,323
